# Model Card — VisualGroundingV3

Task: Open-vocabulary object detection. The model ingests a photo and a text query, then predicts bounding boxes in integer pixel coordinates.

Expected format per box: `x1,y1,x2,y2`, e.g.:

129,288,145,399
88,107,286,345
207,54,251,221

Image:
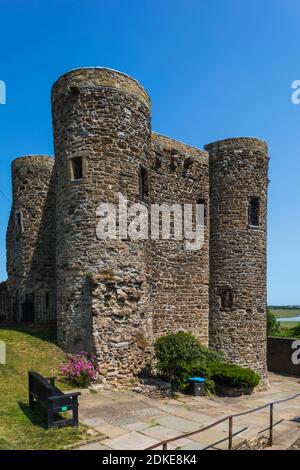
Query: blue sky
0,0,299,305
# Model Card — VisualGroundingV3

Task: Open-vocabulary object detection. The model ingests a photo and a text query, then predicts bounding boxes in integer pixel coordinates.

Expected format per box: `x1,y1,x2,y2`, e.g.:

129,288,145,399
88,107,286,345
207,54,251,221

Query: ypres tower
3,68,269,384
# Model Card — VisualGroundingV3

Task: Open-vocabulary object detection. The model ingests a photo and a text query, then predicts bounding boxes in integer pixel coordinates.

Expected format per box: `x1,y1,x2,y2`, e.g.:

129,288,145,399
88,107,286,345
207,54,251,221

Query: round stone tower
204,138,269,384
51,68,152,381
6,155,56,322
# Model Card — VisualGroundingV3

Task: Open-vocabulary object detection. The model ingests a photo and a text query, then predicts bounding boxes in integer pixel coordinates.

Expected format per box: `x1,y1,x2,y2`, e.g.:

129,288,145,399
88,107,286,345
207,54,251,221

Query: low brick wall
267,337,300,376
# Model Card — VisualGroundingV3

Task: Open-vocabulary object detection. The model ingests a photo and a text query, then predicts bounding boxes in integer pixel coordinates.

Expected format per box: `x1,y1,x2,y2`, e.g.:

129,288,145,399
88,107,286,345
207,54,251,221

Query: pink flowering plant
60,351,99,387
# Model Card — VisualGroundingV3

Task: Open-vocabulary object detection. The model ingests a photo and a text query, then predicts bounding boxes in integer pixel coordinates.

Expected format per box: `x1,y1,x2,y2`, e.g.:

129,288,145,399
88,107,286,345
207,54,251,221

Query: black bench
28,371,81,429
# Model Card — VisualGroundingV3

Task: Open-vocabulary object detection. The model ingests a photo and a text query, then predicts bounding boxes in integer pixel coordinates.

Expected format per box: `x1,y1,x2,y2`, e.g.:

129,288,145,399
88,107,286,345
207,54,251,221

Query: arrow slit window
248,197,260,227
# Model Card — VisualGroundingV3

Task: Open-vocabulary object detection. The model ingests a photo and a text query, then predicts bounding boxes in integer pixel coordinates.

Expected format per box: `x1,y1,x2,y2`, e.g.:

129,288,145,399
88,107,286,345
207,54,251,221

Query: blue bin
189,377,206,396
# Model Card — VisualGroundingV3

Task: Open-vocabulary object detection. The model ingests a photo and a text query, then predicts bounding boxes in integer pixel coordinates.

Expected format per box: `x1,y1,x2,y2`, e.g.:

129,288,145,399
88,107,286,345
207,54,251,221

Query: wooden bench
28,371,81,429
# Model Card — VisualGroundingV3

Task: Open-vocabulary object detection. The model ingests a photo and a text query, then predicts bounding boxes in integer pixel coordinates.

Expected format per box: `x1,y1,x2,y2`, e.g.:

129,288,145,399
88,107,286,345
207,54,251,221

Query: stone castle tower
4,68,269,384
206,138,268,380
6,156,56,322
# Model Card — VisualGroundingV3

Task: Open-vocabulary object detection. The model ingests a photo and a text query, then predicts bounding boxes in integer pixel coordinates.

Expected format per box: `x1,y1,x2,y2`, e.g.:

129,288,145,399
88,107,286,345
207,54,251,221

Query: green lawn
0,326,89,450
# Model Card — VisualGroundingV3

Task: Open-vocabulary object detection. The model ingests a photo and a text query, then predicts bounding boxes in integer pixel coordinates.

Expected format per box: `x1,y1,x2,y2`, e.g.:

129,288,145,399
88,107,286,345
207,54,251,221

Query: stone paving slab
123,421,152,431
235,413,271,427
157,404,186,414
175,410,218,424
78,373,300,450
237,425,265,441
210,436,246,450
180,441,206,450
169,437,201,448
139,424,184,440
101,431,159,450
78,442,110,450
94,424,128,439
188,428,228,446
208,420,246,434
81,417,107,427
155,415,202,433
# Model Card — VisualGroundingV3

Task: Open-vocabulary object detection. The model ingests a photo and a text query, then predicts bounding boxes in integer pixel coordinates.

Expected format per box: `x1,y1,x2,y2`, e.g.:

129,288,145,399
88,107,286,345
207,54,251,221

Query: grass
273,324,300,337
269,308,300,319
278,321,300,329
269,307,300,334
0,325,89,450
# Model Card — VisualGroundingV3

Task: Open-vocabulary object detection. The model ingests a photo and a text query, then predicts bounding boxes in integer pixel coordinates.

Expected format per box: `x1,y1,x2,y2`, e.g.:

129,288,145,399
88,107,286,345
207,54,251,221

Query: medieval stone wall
150,133,209,345
205,138,268,382
6,155,56,322
52,68,153,382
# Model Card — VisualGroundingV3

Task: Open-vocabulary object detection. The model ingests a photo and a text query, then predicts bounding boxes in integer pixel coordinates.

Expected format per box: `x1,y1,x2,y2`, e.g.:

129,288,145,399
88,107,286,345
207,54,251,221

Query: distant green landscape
268,306,300,337
269,306,300,310
269,307,300,320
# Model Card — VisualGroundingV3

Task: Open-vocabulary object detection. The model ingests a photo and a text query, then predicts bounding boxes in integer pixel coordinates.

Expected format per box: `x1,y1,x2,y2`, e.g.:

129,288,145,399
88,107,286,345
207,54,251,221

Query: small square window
71,157,83,181
220,288,234,311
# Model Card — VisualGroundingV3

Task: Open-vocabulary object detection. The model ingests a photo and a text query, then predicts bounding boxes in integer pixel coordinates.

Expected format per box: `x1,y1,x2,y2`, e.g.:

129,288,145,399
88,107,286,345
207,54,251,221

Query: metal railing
145,390,300,450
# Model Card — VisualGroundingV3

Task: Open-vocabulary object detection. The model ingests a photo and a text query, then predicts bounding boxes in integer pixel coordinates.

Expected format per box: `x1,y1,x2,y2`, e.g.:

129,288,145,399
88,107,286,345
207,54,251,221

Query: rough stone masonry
3,67,269,386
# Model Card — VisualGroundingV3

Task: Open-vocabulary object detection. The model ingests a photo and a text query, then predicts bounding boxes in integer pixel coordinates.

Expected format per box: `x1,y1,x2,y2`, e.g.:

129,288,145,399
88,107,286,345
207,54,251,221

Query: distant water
276,315,300,322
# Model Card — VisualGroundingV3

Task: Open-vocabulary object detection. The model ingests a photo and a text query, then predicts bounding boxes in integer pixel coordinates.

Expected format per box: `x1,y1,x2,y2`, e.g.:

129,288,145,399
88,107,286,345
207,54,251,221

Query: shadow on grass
0,324,57,344
18,401,47,429
18,401,70,430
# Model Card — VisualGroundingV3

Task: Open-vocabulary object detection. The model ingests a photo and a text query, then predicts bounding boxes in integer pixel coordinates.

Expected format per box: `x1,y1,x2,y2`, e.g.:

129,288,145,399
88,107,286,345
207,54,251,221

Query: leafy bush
173,360,215,394
273,324,300,338
154,332,221,392
289,324,300,337
209,362,260,389
267,307,300,338
60,351,99,387
154,332,260,393
267,308,280,336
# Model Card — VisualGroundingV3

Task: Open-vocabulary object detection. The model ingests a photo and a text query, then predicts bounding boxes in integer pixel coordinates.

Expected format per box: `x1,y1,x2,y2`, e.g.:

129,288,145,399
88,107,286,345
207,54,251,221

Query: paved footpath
78,373,300,450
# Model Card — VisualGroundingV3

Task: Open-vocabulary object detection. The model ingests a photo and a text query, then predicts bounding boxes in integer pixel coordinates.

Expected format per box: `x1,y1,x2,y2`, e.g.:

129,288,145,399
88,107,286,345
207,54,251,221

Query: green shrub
267,308,280,336
154,332,260,393
210,362,260,389
172,360,215,394
267,322,300,339
154,332,220,392
290,325,300,337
